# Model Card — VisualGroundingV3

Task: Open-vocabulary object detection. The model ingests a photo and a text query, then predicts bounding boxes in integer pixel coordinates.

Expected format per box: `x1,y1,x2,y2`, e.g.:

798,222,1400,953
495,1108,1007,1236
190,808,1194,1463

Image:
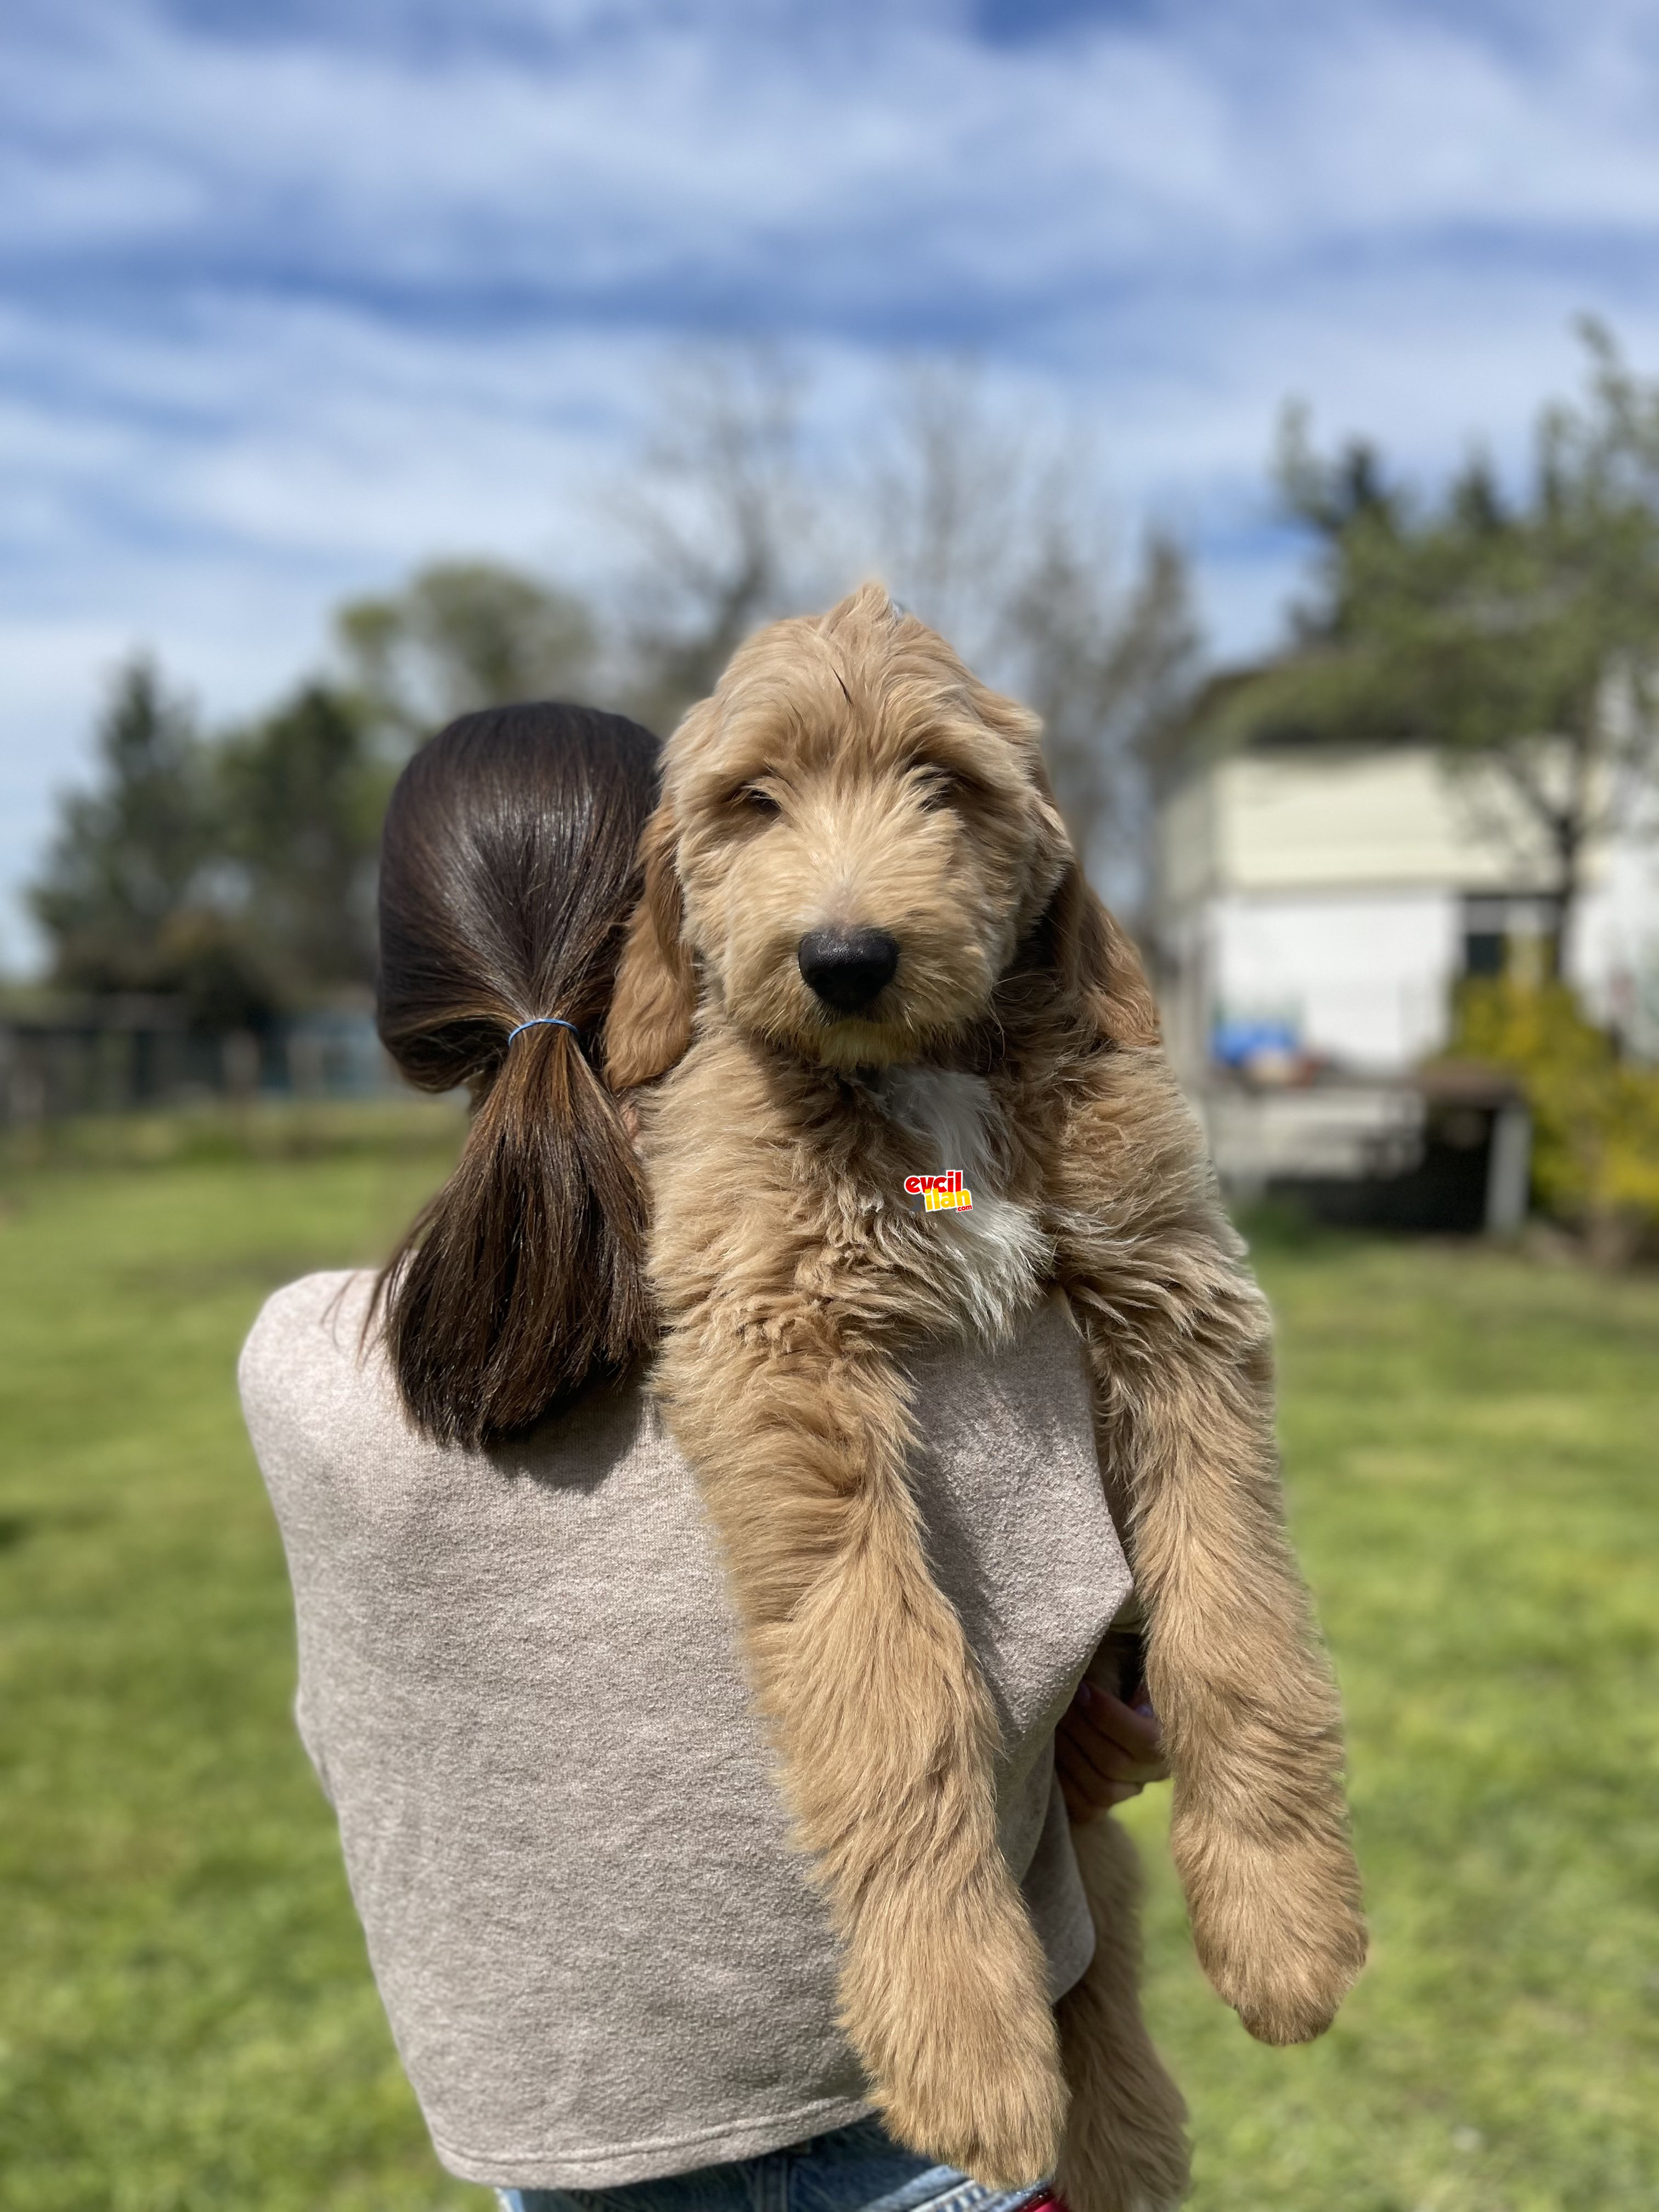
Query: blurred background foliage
29,663,387,1034
24,335,1659,1254
1450,979,1659,1262
24,355,1203,1035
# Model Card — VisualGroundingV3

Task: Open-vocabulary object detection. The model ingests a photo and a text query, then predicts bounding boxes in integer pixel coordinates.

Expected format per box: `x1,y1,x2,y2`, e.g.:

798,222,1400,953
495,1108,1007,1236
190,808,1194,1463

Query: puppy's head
606,582,1152,1084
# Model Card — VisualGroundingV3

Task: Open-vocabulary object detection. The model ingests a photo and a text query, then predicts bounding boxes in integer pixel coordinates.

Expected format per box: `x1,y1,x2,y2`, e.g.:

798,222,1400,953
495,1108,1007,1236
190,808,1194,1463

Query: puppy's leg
1093,1346,1367,2046
1053,1052,1367,2046
1056,1814,1189,2212
659,1328,1068,2189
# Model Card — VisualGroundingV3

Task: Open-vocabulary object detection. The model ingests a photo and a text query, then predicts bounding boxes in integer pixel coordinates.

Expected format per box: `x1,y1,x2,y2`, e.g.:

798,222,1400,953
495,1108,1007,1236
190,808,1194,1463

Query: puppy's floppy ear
1039,852,1162,1051
605,793,697,1088
1018,753,1160,1050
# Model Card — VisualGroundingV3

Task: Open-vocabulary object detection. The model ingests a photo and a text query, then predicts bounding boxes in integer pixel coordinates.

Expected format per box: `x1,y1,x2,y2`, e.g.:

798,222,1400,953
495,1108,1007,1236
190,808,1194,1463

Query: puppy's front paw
843,1881,1069,2189
1173,1814,1367,2046
875,2034,1068,2193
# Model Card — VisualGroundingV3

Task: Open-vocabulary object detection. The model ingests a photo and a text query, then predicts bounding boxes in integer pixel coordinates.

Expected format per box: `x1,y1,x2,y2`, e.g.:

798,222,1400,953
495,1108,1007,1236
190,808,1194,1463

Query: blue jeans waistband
496,2114,1052,2212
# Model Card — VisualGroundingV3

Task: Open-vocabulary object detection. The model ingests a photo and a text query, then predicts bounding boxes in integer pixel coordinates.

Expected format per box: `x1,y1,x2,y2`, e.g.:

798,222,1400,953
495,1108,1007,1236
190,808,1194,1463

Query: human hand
1056,1678,1170,1822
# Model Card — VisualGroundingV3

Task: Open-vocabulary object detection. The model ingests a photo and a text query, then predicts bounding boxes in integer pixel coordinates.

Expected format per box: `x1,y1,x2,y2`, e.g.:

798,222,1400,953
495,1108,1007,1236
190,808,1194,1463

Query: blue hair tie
505,1016,580,1046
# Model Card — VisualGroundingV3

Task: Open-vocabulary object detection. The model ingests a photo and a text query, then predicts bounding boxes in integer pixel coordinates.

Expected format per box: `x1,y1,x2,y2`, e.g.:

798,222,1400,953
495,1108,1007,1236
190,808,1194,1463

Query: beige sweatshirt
239,1271,1132,2193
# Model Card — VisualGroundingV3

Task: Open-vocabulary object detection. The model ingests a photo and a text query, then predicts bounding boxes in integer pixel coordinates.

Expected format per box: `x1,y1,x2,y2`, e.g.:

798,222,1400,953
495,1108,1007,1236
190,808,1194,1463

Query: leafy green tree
29,658,270,1027
216,684,385,1000
336,561,597,742
1220,323,1659,969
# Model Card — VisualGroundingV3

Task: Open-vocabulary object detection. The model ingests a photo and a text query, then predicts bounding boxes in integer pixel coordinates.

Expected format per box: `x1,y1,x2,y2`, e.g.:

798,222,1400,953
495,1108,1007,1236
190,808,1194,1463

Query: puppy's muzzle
797,928,900,1014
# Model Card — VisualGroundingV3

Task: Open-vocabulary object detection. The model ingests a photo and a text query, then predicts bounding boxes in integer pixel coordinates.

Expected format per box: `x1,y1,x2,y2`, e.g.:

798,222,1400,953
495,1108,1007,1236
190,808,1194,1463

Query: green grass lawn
2,1121,1656,2211
1124,1217,1659,2212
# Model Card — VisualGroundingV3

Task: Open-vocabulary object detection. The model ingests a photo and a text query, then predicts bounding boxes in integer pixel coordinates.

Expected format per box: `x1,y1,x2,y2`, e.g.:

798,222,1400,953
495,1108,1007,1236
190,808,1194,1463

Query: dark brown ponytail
371,702,661,1447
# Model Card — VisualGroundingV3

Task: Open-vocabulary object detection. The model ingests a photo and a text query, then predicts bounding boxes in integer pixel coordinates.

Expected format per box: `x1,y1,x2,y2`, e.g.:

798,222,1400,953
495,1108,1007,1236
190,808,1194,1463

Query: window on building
1460,894,1561,982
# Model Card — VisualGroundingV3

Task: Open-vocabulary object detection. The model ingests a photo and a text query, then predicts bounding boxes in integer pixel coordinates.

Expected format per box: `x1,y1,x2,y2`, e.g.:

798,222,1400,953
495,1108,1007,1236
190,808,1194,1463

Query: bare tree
855,360,1200,908
1008,527,1201,907
610,349,1203,909
611,349,822,732
858,360,1034,665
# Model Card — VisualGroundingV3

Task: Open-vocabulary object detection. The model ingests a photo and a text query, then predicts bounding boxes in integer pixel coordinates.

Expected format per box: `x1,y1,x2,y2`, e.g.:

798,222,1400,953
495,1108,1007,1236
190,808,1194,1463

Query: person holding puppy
241,701,1169,2212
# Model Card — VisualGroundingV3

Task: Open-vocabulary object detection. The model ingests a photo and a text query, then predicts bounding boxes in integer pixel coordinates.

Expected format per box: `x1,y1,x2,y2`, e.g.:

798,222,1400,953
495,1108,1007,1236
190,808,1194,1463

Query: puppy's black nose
797,927,900,1013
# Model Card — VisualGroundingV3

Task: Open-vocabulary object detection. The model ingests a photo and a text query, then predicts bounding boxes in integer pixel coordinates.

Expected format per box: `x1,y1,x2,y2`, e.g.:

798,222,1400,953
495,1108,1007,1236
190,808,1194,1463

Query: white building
1153,741,1659,1092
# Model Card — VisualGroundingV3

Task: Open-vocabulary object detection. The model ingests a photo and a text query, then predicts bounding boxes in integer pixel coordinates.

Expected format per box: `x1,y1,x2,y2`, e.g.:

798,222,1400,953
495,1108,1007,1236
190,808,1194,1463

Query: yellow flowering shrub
1451,979,1659,1253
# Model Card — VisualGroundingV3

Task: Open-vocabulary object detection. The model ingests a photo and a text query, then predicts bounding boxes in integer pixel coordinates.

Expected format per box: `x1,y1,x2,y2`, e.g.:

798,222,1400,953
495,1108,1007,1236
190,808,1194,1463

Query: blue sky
5,0,1659,964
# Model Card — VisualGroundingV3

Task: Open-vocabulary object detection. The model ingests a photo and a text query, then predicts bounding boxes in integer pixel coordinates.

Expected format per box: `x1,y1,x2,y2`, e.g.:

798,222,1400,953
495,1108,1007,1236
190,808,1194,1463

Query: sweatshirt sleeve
294,1689,336,1805
239,1273,366,1810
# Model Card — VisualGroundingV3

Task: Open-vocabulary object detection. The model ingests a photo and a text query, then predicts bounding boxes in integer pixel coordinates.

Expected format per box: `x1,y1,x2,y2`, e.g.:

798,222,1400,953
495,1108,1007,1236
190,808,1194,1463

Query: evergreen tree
29,658,268,1026
1218,324,1659,968
217,684,384,1001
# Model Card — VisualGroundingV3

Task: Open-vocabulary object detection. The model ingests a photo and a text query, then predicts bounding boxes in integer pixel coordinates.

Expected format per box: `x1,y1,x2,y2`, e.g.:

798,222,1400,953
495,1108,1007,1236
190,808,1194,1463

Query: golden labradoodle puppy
605,584,1366,2210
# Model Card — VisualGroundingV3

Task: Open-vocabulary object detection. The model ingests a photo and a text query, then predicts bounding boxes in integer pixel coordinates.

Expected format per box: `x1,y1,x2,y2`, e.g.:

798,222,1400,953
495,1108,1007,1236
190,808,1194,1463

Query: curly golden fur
605,584,1366,2208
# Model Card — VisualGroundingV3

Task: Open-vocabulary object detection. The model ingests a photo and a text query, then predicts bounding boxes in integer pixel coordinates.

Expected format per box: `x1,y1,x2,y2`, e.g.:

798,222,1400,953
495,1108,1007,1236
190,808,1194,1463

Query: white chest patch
875,1065,1053,1347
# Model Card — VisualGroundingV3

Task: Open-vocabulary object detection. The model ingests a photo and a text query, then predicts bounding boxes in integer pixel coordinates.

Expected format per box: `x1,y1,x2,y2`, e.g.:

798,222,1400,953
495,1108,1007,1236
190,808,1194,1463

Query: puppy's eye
735,784,781,817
